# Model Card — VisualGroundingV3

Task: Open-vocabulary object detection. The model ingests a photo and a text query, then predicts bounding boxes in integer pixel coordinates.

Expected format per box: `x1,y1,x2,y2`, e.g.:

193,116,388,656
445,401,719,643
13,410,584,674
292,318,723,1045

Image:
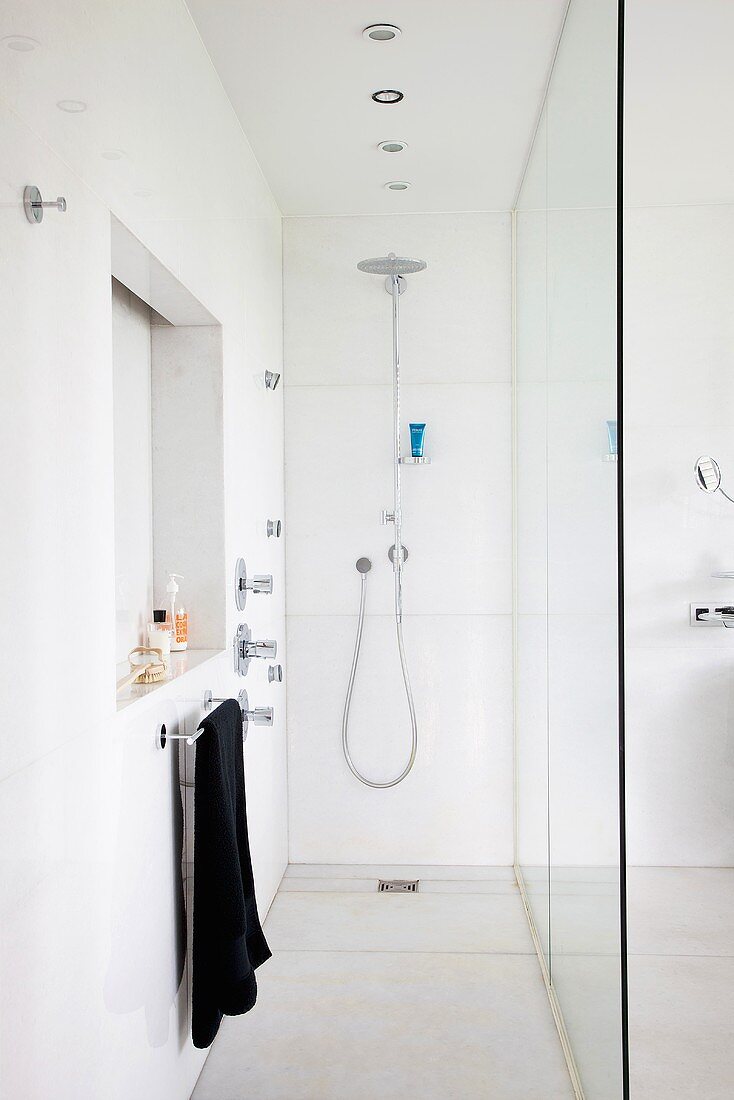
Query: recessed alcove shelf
111,217,226,710
115,649,221,714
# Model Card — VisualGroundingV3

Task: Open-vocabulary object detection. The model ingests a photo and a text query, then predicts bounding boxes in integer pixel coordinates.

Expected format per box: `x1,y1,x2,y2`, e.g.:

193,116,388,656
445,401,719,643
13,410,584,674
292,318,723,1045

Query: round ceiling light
363,24,401,42
2,35,39,51
378,139,408,153
384,181,411,192
56,99,87,113
372,89,403,105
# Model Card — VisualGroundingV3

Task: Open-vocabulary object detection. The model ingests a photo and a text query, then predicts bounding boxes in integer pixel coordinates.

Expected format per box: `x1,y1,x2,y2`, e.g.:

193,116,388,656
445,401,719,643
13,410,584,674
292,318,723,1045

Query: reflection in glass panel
515,1,624,1097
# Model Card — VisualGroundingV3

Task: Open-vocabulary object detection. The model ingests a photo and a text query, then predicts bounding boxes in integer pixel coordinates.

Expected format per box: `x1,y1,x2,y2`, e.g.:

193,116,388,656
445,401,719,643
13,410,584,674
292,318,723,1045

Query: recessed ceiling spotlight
2,35,39,52
101,149,125,160
378,139,408,153
363,24,401,42
56,99,87,113
384,181,411,191
372,89,403,105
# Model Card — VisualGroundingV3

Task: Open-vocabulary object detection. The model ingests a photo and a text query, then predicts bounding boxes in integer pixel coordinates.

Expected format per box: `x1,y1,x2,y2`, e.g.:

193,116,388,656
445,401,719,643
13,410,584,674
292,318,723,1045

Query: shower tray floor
190,865,573,1100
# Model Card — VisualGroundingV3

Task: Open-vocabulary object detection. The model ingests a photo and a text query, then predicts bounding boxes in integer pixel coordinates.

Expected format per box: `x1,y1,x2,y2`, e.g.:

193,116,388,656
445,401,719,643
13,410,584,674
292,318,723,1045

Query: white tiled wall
0,3,286,1097
283,213,513,865
625,204,734,866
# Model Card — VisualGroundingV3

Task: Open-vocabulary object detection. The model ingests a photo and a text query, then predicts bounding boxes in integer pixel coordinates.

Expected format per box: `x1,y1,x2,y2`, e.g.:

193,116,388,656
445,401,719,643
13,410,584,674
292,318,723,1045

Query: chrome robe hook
24,185,67,224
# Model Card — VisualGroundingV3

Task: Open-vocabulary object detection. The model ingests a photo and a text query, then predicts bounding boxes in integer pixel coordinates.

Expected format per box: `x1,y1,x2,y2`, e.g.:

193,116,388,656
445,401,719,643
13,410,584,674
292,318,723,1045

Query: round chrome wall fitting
234,557,247,611
233,622,253,676
388,544,409,565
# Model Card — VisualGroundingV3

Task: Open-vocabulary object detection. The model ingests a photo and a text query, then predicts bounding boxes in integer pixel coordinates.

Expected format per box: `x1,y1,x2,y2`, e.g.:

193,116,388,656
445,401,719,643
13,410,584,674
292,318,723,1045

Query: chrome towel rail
157,689,273,749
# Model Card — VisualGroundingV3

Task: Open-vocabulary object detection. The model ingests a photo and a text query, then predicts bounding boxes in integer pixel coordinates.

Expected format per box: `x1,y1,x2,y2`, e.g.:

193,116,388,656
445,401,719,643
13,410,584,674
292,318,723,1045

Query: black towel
192,698,271,1049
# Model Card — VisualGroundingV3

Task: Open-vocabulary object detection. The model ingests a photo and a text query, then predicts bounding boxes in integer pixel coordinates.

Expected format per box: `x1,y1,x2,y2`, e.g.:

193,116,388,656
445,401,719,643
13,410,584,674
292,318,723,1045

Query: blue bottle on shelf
409,423,426,458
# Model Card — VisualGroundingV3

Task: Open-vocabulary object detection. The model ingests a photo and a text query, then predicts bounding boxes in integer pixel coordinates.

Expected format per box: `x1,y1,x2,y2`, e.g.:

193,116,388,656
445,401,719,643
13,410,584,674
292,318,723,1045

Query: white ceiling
187,0,568,216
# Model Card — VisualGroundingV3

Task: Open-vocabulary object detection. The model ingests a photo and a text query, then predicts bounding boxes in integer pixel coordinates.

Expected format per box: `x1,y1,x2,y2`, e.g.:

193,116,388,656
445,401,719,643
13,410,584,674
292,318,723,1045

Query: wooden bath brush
116,647,167,693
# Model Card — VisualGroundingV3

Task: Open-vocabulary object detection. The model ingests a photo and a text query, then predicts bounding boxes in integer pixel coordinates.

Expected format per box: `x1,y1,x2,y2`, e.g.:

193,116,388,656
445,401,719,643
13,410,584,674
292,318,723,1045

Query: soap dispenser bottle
167,572,188,651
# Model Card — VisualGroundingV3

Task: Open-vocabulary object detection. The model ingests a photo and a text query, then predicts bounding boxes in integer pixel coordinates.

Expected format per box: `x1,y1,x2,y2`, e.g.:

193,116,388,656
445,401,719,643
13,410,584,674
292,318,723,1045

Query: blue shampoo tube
409,423,426,457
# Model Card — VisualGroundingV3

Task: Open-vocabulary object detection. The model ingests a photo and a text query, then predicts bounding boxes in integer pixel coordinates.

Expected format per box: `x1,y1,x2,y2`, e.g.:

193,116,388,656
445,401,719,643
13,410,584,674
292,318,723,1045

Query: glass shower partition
514,1,626,1097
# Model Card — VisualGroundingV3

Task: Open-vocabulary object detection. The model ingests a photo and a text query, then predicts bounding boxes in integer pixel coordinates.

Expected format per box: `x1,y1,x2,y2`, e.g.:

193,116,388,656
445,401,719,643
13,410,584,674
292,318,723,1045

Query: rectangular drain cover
378,879,420,893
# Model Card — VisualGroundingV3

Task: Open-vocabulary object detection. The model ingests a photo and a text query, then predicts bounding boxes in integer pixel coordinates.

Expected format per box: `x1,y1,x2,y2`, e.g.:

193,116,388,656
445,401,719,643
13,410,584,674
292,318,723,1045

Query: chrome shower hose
341,565,418,788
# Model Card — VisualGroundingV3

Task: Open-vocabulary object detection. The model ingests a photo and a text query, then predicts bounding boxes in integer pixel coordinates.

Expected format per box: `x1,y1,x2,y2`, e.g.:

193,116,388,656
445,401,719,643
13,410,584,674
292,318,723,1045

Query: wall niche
111,217,224,698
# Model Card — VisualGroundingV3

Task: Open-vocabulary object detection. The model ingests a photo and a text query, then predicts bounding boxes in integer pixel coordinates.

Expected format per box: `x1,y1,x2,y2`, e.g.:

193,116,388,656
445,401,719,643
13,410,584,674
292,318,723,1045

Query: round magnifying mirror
695,455,722,493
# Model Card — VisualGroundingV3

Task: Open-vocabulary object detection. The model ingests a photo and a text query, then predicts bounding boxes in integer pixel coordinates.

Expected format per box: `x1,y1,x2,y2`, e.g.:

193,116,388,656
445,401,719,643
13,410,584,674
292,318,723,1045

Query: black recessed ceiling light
363,24,401,42
372,89,403,105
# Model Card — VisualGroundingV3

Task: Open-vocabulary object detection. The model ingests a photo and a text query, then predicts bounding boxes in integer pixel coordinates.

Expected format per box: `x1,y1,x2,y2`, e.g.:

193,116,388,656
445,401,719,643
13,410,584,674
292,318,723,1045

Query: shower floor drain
378,879,420,893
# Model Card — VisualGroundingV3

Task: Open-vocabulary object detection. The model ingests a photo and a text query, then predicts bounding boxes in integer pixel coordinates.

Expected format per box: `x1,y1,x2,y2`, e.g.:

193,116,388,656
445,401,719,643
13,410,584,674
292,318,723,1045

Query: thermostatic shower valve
233,623,278,677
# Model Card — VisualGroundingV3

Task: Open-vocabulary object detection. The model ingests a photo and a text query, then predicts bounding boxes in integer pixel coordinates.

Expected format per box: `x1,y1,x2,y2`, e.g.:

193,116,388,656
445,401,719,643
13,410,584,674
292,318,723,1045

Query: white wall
283,212,513,866
622,0,734,867
624,204,734,866
0,3,286,1097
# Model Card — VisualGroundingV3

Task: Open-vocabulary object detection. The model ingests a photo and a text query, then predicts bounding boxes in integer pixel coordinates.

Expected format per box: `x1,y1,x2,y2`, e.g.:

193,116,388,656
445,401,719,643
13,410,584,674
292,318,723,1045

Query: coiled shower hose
341,559,418,788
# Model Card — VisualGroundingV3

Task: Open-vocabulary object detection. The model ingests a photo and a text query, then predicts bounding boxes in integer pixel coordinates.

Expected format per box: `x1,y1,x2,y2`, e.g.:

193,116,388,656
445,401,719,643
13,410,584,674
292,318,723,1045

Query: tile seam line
279,888,519,895
264,948,538,956
284,612,513,618
283,208,512,219
282,380,513,389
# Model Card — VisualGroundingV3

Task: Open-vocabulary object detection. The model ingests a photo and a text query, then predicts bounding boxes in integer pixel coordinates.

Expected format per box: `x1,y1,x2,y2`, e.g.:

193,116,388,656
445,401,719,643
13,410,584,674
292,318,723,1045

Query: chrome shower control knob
245,638,277,661
234,558,274,610
246,706,274,726
268,663,283,683
380,509,395,525
234,625,276,675
238,689,274,737
266,519,282,538
247,574,273,594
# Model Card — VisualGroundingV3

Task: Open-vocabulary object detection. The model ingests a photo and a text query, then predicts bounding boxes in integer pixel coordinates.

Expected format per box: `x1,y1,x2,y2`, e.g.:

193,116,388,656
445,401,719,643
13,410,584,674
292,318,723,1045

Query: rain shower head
357,252,427,276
